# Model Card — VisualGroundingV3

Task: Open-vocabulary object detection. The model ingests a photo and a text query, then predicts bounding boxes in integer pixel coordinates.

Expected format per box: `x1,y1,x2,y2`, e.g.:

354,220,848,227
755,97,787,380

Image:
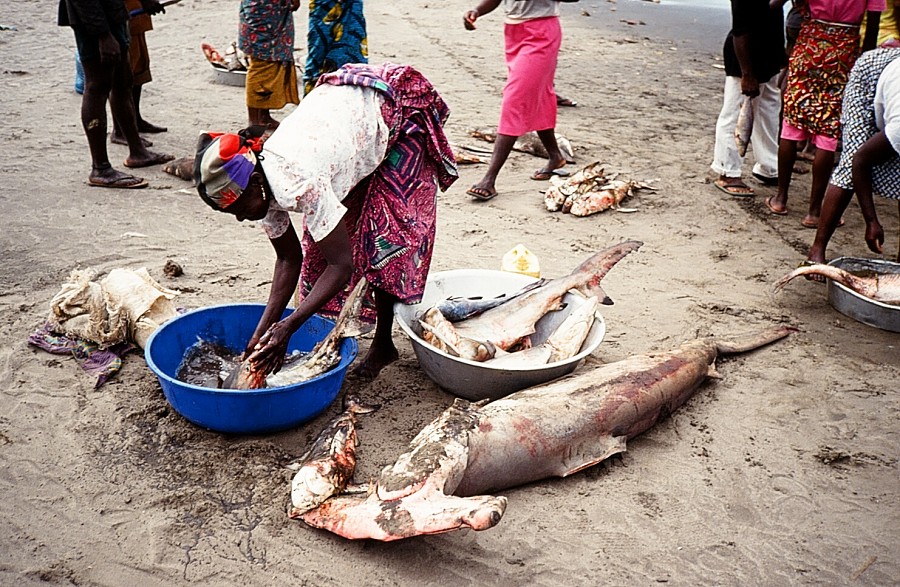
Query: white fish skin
484,295,599,368
734,95,755,157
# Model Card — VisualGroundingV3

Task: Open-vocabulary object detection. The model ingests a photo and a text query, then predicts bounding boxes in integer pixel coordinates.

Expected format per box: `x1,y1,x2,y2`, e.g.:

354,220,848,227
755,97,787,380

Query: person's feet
714,176,755,197
137,120,167,133
88,165,148,189
765,194,788,215
350,342,400,380
110,131,152,148
532,155,567,181
467,177,498,201
124,151,175,169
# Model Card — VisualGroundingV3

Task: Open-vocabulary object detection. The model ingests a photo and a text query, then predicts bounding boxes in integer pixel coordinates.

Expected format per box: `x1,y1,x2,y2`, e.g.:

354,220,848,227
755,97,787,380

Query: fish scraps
543,161,655,217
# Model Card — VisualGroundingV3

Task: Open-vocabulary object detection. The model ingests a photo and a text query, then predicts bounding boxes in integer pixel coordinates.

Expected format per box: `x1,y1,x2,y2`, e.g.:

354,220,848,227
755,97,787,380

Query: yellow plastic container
501,244,541,278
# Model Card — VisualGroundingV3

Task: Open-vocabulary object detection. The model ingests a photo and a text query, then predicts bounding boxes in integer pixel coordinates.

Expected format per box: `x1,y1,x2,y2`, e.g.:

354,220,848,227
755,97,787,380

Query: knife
130,0,182,17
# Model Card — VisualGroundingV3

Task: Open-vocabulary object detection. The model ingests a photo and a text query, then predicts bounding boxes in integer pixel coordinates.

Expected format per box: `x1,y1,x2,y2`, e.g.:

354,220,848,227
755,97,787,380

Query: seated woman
195,63,458,378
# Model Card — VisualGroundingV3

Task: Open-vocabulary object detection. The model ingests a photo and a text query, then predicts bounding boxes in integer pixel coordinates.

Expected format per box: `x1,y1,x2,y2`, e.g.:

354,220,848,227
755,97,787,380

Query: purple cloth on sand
28,322,136,388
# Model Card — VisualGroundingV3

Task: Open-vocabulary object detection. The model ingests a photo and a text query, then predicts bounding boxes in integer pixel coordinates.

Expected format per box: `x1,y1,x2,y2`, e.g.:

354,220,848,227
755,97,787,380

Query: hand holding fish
247,319,294,375
740,73,760,98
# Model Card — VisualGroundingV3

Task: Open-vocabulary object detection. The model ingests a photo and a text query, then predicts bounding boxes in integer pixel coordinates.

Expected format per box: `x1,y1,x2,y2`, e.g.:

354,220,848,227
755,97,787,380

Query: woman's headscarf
194,128,265,210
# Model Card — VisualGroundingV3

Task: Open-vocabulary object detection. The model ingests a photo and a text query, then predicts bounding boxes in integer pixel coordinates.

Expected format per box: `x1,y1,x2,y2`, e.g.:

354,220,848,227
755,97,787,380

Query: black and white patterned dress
831,48,900,199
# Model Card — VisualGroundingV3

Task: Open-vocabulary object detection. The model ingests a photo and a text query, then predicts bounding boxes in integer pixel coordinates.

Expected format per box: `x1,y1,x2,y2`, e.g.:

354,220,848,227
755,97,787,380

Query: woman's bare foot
351,342,400,380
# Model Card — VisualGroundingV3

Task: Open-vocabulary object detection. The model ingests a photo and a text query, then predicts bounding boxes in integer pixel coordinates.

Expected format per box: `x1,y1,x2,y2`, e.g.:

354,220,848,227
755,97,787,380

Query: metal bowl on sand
394,269,606,401
827,257,900,333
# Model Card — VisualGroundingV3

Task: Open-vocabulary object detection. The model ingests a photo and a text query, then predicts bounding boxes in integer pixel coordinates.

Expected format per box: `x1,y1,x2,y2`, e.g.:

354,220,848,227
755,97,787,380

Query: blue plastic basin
144,304,358,435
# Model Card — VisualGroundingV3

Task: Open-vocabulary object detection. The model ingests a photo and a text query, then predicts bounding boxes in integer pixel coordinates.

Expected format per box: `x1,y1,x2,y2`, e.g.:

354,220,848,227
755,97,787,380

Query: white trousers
710,73,782,179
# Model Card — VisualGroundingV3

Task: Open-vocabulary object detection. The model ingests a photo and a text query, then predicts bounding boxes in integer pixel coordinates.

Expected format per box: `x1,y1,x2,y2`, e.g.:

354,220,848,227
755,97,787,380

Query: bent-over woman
195,63,458,379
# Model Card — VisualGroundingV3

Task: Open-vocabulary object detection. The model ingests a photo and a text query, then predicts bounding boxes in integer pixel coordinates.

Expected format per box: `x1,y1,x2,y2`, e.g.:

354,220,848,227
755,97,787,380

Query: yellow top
861,1,899,45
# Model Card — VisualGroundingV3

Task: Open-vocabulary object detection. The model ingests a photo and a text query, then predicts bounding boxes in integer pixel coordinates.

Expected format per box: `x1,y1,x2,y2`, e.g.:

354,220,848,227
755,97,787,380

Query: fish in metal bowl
395,241,642,400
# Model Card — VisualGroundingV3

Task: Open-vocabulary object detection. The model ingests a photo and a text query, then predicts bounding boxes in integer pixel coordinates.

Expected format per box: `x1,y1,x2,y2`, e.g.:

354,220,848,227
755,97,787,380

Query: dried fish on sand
544,161,654,216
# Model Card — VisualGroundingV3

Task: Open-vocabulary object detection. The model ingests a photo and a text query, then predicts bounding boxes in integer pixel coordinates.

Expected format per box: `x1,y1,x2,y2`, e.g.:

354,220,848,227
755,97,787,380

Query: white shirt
260,84,390,242
875,57,900,152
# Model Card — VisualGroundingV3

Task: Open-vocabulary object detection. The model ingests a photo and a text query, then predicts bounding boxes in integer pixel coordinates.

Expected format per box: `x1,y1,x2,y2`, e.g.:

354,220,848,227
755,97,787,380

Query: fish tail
774,264,862,294
344,393,380,415
570,240,643,304
713,326,795,355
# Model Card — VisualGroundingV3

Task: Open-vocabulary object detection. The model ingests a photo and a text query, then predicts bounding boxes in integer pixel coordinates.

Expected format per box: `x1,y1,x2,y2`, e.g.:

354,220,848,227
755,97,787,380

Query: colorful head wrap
194,129,265,210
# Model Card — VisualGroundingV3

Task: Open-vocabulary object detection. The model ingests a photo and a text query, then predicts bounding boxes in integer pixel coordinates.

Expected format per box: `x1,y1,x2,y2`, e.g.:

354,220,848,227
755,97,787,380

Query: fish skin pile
544,161,653,217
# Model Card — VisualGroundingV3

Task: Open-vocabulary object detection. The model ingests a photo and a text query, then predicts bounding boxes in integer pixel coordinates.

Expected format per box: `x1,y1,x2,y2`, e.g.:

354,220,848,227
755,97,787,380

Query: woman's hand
464,9,479,30
247,318,295,375
865,219,884,254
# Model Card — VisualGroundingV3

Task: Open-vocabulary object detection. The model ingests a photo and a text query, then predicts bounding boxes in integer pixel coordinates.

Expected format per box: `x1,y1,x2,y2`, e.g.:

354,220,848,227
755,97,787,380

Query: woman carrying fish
238,0,300,129
462,0,568,201
768,0,884,227
195,63,458,379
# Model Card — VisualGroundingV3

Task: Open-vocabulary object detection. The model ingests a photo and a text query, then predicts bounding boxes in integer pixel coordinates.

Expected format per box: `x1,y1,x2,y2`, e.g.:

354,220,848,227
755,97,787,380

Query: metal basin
394,269,606,401
827,257,900,333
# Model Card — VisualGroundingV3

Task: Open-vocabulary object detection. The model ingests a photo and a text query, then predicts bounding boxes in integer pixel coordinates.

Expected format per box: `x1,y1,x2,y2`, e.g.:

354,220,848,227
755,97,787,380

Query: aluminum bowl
395,269,606,401
145,304,357,435
827,257,900,333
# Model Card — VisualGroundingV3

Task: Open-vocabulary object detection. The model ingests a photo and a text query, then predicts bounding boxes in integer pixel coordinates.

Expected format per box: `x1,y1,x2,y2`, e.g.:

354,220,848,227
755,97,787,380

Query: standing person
303,0,368,96
59,0,175,188
110,0,168,146
805,48,900,269
239,0,301,130
711,0,786,197
194,64,458,379
463,0,567,201
768,0,884,227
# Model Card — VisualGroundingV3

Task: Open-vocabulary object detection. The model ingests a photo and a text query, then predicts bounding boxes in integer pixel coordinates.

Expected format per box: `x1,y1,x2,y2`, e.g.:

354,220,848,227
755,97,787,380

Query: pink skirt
498,16,561,136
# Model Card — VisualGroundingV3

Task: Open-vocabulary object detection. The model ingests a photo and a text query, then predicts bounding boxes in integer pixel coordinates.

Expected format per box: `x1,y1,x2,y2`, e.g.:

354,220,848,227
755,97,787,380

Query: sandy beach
1,0,898,584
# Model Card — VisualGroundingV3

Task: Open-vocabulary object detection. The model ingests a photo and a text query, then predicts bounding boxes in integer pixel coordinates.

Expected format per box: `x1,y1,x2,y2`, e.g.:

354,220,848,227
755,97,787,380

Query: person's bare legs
770,137,798,213
802,147,836,228
248,107,279,130
534,128,566,177
107,59,171,168
81,58,145,186
352,287,400,380
467,133,518,199
132,85,167,133
111,85,164,145
808,184,853,265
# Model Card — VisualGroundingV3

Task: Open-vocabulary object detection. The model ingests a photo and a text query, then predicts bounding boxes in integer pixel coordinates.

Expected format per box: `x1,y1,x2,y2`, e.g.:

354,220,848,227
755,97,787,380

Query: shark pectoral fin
560,435,628,477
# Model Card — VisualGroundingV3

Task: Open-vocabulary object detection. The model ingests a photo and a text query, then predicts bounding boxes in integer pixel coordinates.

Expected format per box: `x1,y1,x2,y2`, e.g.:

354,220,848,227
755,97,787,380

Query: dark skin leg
771,137,798,213
111,85,165,144
533,128,567,176
468,133,517,198
352,287,400,380
802,147,836,228
248,107,279,130
81,57,145,185
808,184,853,264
